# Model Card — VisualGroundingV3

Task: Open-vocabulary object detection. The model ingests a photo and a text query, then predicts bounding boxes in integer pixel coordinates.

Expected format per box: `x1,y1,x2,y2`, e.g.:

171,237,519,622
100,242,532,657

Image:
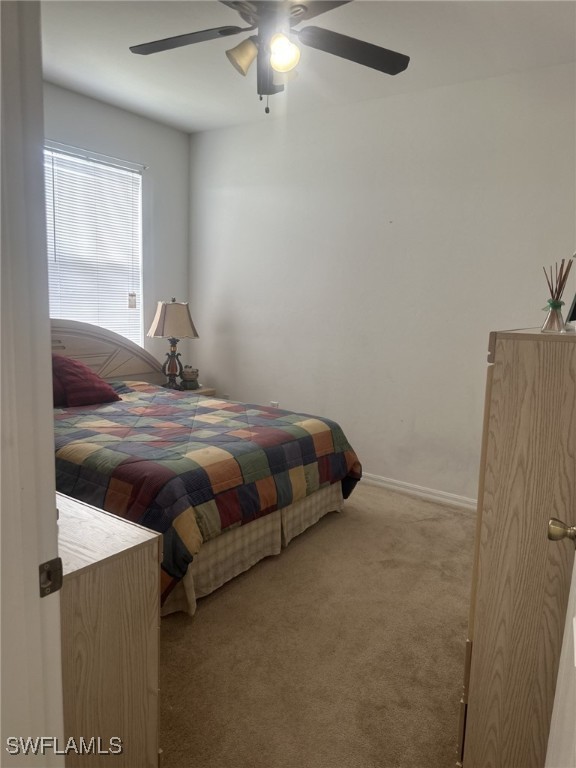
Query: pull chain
259,94,271,115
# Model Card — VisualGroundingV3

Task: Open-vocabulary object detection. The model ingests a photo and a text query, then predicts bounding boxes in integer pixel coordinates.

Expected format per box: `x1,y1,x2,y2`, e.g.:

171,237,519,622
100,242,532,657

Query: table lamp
147,298,199,390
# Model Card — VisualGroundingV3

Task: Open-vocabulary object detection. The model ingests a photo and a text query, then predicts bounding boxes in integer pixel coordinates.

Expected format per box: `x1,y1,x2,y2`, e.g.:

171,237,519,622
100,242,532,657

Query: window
44,144,143,345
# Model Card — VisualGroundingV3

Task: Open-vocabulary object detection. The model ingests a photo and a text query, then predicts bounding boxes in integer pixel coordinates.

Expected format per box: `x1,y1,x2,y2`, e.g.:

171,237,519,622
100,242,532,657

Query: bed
51,319,362,615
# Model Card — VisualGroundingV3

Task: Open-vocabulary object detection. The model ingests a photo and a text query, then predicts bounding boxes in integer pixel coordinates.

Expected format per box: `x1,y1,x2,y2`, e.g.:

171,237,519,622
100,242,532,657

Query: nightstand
187,385,216,396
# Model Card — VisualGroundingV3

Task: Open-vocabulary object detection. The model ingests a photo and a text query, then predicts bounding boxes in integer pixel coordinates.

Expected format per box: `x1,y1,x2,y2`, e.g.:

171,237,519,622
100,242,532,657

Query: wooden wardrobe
458,329,576,768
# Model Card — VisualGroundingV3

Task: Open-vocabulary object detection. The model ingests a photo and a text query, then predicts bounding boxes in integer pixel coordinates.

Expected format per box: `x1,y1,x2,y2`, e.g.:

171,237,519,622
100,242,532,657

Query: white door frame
1,3,64,765
546,558,576,768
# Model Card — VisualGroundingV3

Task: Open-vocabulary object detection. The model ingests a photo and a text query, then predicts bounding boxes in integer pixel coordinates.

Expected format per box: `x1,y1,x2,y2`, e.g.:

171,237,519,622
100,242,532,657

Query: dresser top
497,327,576,339
57,493,160,577
487,328,576,361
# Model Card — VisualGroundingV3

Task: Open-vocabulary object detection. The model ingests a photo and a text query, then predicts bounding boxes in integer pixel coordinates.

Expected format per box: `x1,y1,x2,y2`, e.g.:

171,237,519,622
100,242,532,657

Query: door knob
548,518,576,546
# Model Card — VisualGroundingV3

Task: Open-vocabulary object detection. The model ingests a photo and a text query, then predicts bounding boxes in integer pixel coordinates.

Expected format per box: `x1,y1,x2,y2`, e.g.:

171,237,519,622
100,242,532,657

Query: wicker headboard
51,319,165,385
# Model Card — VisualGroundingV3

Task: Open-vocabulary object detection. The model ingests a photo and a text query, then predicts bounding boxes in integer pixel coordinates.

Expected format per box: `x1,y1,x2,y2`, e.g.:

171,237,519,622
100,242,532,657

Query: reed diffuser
541,257,573,333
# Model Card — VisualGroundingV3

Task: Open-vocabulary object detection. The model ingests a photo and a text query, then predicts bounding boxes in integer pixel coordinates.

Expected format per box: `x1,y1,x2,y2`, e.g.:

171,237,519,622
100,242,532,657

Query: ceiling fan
130,1,410,111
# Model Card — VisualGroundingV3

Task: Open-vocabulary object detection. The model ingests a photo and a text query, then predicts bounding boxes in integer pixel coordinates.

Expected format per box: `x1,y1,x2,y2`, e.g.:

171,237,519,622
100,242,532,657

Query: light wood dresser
57,493,162,767
458,329,576,768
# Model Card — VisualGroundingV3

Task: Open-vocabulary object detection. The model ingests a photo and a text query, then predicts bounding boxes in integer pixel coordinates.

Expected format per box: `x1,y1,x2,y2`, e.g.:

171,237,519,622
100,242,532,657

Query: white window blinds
44,146,143,345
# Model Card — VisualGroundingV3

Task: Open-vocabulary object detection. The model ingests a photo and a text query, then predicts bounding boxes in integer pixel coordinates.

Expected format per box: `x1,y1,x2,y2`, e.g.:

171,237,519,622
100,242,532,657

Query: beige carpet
160,483,476,768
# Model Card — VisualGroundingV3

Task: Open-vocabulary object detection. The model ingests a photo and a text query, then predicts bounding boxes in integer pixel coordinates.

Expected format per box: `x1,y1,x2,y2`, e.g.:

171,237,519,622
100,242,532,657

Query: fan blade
130,26,245,55
296,1,352,21
297,25,409,75
218,0,256,13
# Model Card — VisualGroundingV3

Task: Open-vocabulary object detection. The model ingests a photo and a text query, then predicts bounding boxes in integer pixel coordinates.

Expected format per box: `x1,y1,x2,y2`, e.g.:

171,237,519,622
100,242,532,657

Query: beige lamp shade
147,299,199,340
226,36,258,76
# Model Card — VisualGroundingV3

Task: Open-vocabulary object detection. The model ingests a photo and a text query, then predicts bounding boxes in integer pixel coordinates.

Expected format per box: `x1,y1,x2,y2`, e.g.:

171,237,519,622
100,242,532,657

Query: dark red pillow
52,354,121,407
52,372,67,407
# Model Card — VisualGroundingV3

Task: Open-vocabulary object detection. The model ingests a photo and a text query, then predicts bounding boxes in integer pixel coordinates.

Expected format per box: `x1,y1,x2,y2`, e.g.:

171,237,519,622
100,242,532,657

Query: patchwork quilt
54,382,362,600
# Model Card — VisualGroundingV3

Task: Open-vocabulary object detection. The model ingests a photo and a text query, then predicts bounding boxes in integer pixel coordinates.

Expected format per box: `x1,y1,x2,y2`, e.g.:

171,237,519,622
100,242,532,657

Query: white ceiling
41,0,576,134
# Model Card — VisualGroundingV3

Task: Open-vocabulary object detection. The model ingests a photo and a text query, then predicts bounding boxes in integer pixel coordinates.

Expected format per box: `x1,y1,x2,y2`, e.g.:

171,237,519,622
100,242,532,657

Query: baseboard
362,473,477,511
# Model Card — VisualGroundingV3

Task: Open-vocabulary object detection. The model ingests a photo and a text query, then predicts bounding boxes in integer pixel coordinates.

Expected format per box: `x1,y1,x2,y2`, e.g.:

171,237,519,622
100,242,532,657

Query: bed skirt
161,482,344,616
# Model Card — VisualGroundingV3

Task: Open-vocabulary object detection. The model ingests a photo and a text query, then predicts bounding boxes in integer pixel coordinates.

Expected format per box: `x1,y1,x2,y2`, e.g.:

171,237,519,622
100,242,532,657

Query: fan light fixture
130,1,410,113
226,35,258,76
269,33,301,73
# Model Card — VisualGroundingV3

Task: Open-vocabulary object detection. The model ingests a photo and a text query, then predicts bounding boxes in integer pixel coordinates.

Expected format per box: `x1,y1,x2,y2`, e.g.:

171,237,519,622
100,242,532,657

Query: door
1,3,64,765
462,332,576,768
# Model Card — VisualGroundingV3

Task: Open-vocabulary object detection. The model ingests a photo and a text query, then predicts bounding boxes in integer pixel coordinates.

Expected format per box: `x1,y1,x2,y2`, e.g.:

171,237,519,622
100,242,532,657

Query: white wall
189,63,575,500
42,83,191,360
